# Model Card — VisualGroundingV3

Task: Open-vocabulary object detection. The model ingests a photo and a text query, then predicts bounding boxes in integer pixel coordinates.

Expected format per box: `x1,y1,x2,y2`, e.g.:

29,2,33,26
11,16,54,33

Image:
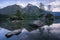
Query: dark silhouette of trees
45,13,55,26
15,10,24,20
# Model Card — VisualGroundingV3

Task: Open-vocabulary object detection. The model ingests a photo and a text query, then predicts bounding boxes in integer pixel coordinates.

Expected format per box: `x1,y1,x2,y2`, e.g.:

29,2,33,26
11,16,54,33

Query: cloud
0,0,17,8
53,8,60,12
50,1,60,6
16,0,40,7
0,0,54,8
49,0,60,12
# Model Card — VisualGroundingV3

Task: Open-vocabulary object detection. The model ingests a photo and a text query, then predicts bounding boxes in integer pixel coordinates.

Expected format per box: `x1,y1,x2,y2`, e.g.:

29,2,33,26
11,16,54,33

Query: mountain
24,4,40,16
23,4,41,19
0,4,60,17
52,12,60,16
0,4,46,20
0,4,22,15
0,4,41,17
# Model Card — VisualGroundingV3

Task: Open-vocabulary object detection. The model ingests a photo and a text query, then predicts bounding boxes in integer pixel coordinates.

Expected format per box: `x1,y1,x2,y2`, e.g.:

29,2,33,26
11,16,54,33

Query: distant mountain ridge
0,4,40,16
24,4,40,16
0,4,60,17
52,12,60,16
0,4,22,15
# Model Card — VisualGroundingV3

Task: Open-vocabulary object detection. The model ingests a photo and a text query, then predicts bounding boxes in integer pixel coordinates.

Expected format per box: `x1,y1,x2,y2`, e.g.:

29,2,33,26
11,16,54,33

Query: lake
0,18,60,40
0,23,60,40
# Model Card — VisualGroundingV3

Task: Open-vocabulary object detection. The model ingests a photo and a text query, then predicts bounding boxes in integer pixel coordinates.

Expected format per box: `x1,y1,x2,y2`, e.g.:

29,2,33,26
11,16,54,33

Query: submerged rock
5,29,22,38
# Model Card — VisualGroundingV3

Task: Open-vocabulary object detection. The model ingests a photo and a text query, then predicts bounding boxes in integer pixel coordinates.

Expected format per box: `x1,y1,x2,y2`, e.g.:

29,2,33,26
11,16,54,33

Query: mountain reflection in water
0,23,60,40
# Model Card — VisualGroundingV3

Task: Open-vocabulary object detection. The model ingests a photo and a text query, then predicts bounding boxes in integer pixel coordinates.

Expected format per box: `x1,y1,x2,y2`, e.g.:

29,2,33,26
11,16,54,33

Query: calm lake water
0,23,60,40
0,28,30,40
0,19,60,40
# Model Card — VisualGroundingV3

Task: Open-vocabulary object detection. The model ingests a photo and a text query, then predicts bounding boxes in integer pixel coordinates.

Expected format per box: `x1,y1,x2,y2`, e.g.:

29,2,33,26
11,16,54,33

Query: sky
0,0,54,8
0,0,60,12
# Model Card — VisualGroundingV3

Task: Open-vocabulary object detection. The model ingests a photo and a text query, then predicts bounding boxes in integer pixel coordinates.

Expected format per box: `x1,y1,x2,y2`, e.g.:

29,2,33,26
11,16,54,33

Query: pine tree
15,10,24,20
45,13,55,26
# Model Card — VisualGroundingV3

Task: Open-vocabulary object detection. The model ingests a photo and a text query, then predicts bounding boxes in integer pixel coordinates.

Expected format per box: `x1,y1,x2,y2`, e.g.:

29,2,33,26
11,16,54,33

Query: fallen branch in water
5,29,22,38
